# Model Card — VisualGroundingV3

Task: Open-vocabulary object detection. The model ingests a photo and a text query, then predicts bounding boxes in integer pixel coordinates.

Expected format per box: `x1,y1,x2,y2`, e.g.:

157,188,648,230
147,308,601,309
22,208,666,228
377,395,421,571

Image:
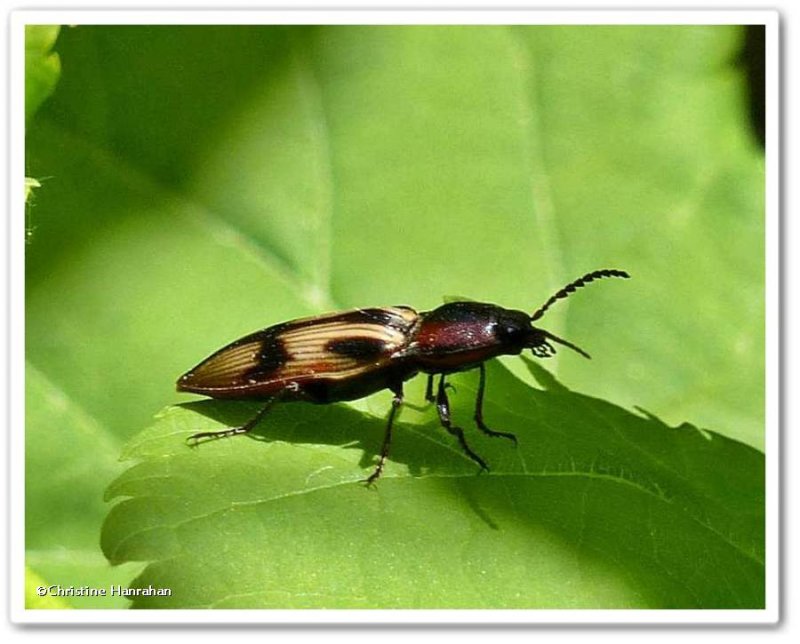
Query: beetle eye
495,322,525,343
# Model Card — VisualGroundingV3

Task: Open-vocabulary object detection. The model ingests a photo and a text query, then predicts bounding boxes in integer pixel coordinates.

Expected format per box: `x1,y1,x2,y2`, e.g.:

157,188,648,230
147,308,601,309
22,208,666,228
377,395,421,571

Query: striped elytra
177,307,420,401
178,269,630,484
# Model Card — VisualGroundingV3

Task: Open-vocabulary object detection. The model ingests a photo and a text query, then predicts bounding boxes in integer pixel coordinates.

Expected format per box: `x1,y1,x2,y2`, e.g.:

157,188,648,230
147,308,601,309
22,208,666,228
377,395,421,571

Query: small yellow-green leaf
25,568,71,609
25,25,61,122
25,177,41,203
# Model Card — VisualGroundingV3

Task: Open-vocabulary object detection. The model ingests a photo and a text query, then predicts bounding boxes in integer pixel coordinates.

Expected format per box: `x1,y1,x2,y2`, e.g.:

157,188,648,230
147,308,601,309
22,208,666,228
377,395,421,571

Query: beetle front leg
364,384,404,486
474,363,517,445
436,375,489,473
425,374,435,403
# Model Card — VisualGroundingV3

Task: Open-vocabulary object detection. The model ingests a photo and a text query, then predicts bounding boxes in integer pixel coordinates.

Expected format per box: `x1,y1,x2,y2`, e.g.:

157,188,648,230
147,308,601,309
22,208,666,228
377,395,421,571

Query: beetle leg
364,384,404,486
186,397,277,444
425,376,454,402
474,363,518,445
425,374,435,403
436,375,489,472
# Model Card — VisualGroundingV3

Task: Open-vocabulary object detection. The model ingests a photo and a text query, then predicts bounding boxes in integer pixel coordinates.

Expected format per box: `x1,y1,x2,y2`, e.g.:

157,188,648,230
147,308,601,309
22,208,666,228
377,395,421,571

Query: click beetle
178,268,629,484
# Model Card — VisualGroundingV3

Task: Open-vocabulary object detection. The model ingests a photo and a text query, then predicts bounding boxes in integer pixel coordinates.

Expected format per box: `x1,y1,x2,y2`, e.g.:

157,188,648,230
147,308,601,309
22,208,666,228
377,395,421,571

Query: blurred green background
24,24,765,609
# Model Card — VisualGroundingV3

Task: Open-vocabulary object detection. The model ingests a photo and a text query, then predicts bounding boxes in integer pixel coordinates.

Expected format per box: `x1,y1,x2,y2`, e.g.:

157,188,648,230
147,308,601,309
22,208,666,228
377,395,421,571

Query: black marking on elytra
259,335,289,371
337,309,398,327
327,337,388,359
221,322,289,350
338,307,417,331
241,334,288,382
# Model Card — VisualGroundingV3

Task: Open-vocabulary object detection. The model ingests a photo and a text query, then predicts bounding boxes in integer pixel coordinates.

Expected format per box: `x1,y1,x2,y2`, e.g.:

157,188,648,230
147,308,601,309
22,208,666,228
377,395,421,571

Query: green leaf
25,25,765,609
25,25,61,122
102,361,763,608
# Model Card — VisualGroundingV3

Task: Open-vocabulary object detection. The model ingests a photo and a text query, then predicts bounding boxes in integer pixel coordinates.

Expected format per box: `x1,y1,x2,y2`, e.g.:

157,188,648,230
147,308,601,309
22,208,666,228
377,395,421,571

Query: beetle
178,268,629,484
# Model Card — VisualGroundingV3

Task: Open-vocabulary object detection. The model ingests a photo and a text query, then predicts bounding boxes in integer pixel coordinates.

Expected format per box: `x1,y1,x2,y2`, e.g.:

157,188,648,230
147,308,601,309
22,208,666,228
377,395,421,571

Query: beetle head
525,268,631,360
492,309,591,359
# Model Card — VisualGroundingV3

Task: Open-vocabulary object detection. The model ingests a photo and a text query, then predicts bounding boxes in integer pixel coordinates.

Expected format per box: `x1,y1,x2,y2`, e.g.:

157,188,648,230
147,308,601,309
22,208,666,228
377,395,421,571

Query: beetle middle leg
426,374,456,402
473,363,517,445
436,375,489,473
425,374,435,403
186,396,277,444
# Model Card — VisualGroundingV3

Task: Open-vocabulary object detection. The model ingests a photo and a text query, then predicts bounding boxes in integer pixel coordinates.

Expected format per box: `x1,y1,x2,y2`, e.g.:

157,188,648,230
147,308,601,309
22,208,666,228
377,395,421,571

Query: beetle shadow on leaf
176,397,445,479
176,394,505,516
176,395,506,535
523,357,571,393
179,398,380,448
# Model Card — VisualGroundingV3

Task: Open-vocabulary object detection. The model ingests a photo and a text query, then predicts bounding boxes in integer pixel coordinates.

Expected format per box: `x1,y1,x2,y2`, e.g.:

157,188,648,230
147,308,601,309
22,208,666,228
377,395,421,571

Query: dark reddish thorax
412,302,533,373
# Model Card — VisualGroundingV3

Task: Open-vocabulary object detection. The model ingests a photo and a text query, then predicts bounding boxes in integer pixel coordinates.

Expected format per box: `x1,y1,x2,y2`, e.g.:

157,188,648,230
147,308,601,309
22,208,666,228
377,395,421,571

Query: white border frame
8,8,780,625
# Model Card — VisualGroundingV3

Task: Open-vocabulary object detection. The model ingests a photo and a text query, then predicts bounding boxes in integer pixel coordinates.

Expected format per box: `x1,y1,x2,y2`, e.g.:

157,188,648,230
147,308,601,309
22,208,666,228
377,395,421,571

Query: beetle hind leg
364,384,404,486
473,363,517,445
436,376,489,473
186,397,276,445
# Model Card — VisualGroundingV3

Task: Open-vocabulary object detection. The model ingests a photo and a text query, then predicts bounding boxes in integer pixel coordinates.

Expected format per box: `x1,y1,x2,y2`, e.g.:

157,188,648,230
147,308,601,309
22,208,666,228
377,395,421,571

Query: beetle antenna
541,330,592,360
530,269,630,322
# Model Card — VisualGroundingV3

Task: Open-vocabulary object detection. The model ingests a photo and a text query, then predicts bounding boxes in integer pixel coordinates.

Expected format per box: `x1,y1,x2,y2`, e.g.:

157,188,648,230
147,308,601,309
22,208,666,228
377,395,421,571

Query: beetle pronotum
178,268,629,484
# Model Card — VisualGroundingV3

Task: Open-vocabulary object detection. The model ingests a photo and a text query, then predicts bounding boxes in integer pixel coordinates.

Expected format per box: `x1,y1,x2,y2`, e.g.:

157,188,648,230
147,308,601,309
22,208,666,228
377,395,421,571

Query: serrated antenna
530,269,630,322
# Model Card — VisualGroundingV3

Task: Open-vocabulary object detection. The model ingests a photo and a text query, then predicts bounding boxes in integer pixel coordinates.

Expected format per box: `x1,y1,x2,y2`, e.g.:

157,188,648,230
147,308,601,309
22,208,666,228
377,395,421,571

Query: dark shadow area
178,395,474,483
26,26,308,281
739,25,766,149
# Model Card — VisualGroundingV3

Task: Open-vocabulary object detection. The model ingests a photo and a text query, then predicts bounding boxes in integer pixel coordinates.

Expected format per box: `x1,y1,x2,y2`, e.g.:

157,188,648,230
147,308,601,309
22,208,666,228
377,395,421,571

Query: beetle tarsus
186,398,276,446
436,376,489,473
474,363,518,445
363,385,404,486
187,425,250,444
